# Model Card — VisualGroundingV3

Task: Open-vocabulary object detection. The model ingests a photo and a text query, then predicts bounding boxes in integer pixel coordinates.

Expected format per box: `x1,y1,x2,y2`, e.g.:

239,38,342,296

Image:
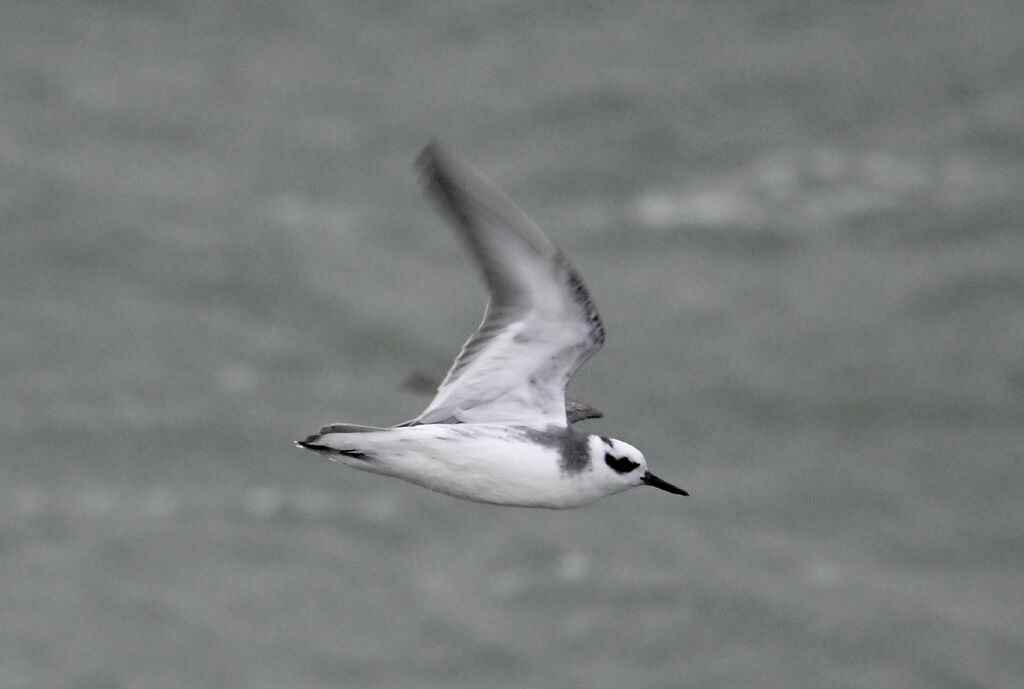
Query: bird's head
588,435,688,497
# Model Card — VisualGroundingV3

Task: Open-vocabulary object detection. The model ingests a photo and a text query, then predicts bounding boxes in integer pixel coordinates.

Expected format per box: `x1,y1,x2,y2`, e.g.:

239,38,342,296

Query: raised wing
400,143,605,428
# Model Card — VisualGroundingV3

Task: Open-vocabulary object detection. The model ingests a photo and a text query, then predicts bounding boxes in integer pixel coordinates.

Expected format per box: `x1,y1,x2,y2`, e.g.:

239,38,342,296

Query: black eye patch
604,452,640,474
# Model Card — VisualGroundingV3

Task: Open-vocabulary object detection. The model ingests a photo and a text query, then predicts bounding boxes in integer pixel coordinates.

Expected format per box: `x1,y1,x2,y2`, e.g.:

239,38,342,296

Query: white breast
315,424,616,508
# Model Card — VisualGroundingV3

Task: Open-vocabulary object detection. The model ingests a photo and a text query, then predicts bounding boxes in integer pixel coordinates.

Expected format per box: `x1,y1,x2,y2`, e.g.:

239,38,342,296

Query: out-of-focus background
2,1,1022,687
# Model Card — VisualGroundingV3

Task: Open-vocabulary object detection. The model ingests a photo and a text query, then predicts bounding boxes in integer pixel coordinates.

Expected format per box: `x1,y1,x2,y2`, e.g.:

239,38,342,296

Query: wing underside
402,144,605,429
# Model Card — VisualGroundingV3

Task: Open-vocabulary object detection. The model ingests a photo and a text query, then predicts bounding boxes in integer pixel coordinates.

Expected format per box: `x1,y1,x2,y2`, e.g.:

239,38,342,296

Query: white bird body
309,424,639,508
297,143,687,507
307,421,651,507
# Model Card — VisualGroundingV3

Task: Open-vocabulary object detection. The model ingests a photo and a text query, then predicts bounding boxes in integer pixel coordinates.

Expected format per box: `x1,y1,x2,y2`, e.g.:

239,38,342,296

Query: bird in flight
297,143,687,508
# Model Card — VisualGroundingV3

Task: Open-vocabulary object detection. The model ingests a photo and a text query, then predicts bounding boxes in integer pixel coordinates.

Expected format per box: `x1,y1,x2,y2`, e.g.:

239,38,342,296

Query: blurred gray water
2,1,1023,687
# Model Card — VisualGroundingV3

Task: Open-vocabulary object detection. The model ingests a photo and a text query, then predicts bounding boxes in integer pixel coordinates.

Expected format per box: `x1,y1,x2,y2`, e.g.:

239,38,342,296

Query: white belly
311,424,612,508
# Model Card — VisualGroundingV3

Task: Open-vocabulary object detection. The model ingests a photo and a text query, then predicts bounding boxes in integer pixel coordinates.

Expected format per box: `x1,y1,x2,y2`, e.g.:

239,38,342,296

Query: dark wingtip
415,140,446,177
565,399,604,423
400,371,440,396
413,140,483,237
415,141,459,200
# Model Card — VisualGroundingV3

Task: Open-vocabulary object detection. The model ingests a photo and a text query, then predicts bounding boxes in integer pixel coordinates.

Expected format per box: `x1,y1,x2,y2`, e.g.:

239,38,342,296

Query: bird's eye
604,453,640,474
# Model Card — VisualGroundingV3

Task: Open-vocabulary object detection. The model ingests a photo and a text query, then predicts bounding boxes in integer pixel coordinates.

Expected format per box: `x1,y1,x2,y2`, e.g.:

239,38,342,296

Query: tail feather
296,423,385,445
295,440,371,461
296,424,381,461
316,423,387,435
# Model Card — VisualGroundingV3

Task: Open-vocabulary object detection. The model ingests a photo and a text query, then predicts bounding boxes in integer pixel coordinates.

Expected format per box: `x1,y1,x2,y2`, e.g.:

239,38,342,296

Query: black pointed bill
642,471,688,496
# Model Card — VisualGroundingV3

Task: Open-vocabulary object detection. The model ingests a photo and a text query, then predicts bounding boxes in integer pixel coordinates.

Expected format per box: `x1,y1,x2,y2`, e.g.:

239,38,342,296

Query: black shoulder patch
604,453,640,474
